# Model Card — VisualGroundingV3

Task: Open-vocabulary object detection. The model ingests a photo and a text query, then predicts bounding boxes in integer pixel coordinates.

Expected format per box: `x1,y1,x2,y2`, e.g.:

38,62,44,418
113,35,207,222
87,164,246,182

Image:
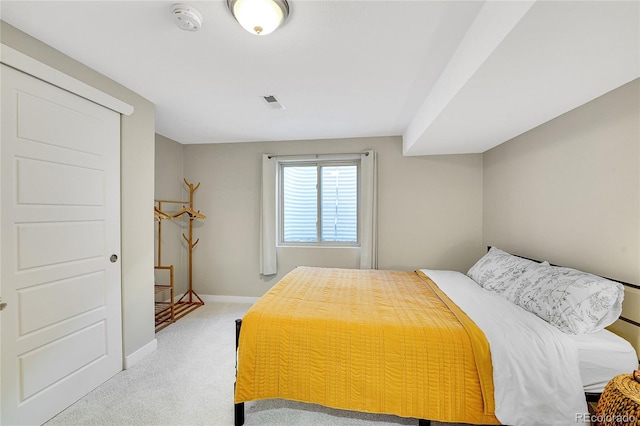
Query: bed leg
418,420,431,426
234,402,245,426
585,392,601,403
235,319,245,426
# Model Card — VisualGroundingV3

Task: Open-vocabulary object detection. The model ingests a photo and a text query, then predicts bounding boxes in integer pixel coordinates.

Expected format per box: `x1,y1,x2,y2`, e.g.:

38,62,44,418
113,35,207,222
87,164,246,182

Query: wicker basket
595,374,640,425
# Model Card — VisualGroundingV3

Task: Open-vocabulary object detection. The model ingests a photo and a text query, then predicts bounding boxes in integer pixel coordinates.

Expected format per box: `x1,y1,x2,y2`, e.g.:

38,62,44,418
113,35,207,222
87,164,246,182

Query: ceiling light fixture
227,0,290,36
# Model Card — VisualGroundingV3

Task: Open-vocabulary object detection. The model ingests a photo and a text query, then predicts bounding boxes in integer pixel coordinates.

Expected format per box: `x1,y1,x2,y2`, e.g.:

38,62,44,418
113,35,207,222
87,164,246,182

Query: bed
234,249,639,425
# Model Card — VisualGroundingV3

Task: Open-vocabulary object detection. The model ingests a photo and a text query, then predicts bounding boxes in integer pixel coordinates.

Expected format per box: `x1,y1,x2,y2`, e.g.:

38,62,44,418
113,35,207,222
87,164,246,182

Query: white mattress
423,269,587,425
569,329,639,393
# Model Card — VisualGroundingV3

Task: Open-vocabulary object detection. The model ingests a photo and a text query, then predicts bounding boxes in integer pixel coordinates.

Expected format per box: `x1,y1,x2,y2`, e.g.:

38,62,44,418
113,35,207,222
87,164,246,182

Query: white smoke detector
171,4,203,31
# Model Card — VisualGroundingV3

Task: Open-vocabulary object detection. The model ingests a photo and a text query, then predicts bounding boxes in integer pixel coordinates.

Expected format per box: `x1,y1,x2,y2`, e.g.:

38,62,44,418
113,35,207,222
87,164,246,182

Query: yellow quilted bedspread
235,267,499,424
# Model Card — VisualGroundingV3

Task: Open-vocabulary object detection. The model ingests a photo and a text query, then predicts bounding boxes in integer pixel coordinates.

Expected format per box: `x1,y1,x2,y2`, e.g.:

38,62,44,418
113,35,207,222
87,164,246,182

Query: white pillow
501,264,624,334
467,247,538,294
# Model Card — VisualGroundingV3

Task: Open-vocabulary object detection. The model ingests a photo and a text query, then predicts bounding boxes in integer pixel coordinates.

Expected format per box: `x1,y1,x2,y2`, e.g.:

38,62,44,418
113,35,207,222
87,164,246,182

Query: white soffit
402,0,640,156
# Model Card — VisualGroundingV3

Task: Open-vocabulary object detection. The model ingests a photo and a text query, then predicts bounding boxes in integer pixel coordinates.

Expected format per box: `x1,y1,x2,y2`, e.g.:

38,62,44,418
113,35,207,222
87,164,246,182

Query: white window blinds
282,165,317,242
281,163,358,244
321,165,357,242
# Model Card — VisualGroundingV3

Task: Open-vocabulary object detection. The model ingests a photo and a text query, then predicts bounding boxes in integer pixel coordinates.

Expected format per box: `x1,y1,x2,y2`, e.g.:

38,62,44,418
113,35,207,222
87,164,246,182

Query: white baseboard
200,294,260,304
124,338,157,370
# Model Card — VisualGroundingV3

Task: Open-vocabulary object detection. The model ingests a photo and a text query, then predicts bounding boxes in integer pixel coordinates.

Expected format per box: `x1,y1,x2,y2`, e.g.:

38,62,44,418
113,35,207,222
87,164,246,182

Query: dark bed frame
233,247,640,426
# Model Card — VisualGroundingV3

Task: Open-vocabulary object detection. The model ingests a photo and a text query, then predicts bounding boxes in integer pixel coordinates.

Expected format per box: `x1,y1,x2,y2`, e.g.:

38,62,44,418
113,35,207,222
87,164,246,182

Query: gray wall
155,80,640,299
154,134,188,296
173,136,484,297
1,21,157,359
483,78,639,284
157,91,640,339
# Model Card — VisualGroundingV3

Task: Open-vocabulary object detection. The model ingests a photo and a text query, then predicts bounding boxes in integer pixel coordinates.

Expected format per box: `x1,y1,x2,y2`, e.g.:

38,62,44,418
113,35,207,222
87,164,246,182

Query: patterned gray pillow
467,247,538,293
501,264,624,334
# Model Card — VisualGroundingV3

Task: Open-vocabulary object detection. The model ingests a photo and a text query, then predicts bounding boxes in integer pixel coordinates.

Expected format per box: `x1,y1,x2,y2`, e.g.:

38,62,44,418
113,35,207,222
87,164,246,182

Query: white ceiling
1,1,638,155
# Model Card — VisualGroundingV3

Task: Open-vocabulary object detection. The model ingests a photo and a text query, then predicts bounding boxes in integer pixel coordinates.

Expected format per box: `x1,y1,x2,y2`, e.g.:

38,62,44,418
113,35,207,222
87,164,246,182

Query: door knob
0,302,7,311
110,254,118,263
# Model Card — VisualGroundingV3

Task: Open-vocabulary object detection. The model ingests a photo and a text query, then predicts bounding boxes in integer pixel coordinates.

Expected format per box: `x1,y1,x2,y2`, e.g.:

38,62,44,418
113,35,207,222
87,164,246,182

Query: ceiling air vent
263,95,286,110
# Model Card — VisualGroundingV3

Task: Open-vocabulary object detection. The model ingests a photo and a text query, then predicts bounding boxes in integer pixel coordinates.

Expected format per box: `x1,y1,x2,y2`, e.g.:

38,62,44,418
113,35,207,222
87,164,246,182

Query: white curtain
259,154,277,275
360,150,378,269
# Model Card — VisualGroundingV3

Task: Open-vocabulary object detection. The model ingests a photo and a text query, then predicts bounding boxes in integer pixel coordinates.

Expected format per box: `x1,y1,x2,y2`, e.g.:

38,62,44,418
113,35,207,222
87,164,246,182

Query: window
279,160,359,245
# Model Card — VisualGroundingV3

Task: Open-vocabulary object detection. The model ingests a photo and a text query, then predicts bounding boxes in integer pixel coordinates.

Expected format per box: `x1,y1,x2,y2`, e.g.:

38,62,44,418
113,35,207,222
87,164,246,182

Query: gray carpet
46,302,470,426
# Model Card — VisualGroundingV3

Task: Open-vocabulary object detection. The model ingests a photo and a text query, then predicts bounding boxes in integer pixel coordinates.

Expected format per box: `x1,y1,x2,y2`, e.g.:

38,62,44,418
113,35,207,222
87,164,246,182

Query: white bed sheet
569,329,639,393
422,269,587,426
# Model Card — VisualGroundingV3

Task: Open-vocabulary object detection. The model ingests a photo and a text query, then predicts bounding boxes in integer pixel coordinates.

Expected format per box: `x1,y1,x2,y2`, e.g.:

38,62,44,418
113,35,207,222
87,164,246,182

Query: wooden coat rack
154,178,206,331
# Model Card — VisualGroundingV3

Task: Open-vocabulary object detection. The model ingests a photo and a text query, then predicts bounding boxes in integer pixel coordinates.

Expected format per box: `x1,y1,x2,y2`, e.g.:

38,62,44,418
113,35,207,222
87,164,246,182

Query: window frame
278,158,360,247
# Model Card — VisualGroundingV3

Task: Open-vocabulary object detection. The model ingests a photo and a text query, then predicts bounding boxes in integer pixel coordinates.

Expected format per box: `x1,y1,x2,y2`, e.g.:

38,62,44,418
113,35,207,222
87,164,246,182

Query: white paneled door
0,64,122,425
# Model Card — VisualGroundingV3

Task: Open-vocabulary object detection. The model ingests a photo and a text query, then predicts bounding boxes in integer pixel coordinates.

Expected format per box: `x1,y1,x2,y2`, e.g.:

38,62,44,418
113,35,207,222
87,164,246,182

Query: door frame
1,45,133,116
